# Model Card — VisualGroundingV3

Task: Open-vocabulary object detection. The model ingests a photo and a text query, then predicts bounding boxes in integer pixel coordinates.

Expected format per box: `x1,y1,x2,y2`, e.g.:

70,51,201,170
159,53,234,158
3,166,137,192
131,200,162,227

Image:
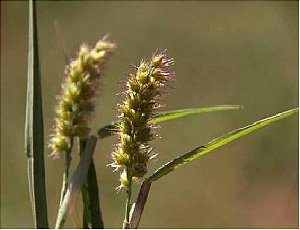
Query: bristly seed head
111,50,175,189
49,35,116,158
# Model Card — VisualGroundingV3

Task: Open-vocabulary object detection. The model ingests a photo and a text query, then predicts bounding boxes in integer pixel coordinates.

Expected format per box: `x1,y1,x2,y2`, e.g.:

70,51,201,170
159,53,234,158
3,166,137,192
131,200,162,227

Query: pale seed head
111,50,174,188
49,35,116,158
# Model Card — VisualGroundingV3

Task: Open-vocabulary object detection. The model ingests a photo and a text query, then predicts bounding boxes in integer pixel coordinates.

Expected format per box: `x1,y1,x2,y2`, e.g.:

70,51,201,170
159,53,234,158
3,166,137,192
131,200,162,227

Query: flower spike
49,35,116,158
111,50,175,188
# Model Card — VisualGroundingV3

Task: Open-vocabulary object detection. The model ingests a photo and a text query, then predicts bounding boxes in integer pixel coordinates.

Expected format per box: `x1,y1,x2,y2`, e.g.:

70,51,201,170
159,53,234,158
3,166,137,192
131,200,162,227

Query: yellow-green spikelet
50,35,116,158
112,50,174,188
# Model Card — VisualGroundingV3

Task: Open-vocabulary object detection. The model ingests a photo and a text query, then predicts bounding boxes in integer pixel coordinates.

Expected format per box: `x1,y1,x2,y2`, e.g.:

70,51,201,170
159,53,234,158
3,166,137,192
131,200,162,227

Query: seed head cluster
49,35,116,158
111,51,174,188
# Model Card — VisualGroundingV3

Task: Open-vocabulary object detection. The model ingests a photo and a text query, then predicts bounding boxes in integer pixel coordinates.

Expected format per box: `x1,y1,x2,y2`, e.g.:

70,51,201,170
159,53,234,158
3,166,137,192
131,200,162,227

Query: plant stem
128,180,151,229
123,167,133,229
59,137,74,207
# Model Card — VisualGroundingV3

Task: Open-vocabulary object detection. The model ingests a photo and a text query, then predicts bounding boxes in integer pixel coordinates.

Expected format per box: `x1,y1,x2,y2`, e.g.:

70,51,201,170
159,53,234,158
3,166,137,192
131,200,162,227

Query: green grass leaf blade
148,108,299,182
150,105,242,124
80,139,104,228
97,105,242,139
55,136,97,229
25,0,48,227
86,160,104,228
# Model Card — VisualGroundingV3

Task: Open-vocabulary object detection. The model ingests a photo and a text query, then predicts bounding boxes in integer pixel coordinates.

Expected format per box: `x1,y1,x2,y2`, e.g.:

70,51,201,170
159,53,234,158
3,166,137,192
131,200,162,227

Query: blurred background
1,1,298,228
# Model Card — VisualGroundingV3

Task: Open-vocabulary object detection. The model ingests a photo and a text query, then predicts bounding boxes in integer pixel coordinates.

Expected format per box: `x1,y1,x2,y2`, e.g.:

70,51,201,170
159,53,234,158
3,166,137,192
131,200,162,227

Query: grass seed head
111,50,175,189
49,35,116,158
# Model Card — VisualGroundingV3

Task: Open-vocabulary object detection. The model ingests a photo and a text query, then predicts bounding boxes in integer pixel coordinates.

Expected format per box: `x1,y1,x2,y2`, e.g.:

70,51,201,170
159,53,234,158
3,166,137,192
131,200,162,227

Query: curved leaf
148,108,299,182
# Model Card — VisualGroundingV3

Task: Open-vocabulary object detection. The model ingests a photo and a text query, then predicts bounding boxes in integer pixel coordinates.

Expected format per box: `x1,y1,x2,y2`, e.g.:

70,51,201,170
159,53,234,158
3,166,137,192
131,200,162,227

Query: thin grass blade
25,0,48,227
150,105,242,123
55,136,97,229
98,105,242,139
80,139,104,228
149,108,299,182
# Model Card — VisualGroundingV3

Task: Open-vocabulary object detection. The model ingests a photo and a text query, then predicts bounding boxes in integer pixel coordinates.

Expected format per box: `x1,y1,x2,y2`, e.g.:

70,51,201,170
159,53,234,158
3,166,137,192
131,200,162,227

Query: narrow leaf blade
149,108,299,182
80,139,104,228
98,105,242,139
150,105,242,124
25,0,48,227
55,136,97,229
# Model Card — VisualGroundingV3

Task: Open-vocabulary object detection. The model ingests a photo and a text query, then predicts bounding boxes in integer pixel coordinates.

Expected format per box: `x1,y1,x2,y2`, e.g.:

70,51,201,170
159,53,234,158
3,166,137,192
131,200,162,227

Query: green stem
123,167,133,229
59,137,74,208
129,180,152,229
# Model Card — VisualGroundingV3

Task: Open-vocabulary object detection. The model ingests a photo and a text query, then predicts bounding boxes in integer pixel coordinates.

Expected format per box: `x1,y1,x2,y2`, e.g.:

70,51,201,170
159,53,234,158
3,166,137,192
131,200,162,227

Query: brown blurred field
1,1,298,228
